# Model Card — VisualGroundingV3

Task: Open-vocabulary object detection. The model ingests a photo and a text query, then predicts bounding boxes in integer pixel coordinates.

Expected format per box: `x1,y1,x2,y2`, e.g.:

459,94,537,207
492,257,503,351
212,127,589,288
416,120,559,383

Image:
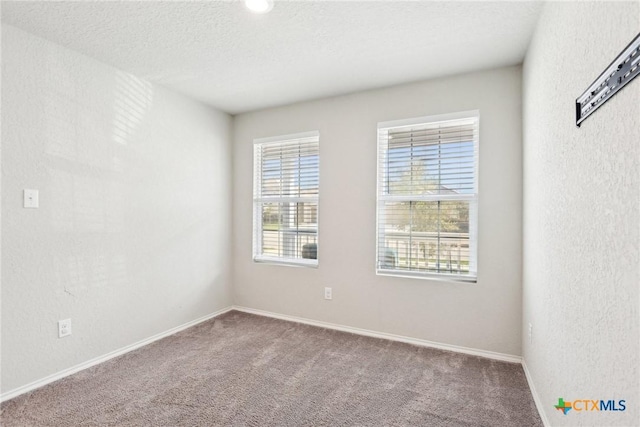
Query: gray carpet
1,311,542,426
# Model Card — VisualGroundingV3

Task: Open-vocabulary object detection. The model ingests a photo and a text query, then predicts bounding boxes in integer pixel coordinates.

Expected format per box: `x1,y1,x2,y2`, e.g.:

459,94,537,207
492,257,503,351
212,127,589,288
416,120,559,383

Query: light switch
24,189,39,208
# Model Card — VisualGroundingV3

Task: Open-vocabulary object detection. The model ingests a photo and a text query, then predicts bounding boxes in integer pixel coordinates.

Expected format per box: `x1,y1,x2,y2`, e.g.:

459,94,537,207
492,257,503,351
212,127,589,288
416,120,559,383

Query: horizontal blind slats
254,135,320,264
377,115,477,278
255,137,319,199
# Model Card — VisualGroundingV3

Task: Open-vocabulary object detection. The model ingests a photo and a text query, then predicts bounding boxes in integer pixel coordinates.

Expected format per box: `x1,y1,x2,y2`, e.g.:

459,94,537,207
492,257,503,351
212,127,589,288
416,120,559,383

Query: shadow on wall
44,71,154,297
38,64,225,308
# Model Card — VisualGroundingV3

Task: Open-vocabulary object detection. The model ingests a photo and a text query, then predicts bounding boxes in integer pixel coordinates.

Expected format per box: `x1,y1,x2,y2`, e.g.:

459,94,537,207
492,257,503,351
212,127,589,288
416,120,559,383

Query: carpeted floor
1,311,542,426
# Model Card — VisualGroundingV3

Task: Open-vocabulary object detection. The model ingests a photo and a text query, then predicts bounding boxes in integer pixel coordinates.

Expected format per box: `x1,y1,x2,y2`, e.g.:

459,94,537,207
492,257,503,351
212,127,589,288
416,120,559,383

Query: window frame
375,111,479,283
252,130,320,268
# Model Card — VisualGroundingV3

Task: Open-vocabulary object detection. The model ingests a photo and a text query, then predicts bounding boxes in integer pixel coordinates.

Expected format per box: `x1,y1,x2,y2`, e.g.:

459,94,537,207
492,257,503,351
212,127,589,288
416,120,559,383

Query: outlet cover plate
58,319,72,338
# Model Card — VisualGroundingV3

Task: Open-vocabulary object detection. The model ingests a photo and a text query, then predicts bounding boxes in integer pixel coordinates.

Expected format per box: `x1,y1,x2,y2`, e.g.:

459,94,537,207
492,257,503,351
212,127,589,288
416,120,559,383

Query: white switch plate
58,319,72,338
23,189,39,208
324,287,332,300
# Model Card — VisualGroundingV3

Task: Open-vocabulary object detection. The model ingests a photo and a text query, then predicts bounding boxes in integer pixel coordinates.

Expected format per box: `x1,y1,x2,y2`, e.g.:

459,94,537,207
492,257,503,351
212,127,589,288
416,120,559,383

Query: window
376,111,478,281
253,131,319,266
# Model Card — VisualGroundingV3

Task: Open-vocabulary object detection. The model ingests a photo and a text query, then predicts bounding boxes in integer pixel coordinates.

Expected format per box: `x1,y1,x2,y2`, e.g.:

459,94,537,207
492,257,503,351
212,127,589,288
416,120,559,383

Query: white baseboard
3,304,547,427
232,305,522,364
522,359,551,427
0,306,234,403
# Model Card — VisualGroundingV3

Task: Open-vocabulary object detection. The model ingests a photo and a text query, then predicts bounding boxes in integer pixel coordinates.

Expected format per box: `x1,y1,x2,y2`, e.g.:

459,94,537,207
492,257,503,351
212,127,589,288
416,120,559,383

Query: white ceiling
1,1,543,114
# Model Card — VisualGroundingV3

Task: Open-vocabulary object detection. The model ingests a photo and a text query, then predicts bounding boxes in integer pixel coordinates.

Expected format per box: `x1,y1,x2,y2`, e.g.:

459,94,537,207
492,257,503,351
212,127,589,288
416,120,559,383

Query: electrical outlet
528,323,532,344
23,189,39,208
58,319,72,338
324,287,332,300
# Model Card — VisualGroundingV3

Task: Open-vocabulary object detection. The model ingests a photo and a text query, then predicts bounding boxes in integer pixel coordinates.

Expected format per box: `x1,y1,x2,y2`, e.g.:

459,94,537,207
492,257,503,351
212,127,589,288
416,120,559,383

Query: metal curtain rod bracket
576,32,640,127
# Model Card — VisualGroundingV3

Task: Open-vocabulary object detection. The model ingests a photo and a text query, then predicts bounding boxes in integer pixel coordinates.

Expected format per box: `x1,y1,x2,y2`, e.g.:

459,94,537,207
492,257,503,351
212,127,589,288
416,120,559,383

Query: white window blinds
253,131,319,266
376,112,478,281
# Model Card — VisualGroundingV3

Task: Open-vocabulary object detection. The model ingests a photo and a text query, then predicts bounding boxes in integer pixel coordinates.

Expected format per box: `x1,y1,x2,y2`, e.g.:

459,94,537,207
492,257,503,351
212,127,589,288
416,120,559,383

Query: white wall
233,66,523,356
1,25,233,393
522,2,639,426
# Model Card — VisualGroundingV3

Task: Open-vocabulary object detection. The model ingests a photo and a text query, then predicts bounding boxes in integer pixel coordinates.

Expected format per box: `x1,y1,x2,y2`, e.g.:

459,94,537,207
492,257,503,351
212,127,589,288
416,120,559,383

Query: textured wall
233,66,524,356
1,25,233,393
522,2,639,426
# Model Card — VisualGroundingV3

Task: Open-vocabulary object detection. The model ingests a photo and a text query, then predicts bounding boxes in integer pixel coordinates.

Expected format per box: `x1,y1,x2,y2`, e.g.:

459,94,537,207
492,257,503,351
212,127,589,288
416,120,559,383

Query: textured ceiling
1,1,543,114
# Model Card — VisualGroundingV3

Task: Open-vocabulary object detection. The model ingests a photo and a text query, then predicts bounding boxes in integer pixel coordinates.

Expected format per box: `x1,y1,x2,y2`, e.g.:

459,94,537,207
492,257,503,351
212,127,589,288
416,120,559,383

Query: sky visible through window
262,154,319,191
377,120,477,278
256,138,319,263
386,140,475,195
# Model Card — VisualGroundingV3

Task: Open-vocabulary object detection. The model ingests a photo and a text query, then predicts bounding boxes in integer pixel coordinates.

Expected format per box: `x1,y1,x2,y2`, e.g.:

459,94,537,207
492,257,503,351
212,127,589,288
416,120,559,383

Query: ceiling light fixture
245,0,274,14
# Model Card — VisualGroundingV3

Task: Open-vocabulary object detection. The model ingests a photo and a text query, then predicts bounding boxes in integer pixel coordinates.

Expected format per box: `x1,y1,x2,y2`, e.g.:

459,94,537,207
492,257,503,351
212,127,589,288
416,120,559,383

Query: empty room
1,0,638,426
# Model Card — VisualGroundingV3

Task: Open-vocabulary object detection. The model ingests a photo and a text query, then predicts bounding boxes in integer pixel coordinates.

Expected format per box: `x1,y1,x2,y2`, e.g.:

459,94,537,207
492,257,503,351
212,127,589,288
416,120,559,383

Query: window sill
376,269,476,284
254,256,318,268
